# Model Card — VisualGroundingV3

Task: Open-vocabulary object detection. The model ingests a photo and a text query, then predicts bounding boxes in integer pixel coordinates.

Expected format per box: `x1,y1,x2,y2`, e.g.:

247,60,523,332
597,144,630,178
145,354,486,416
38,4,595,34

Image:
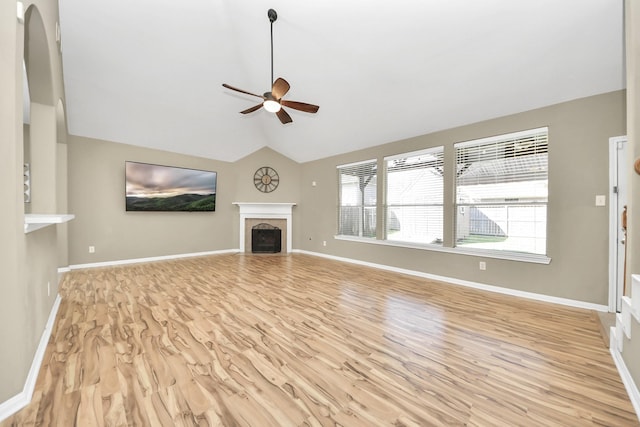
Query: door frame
609,135,627,313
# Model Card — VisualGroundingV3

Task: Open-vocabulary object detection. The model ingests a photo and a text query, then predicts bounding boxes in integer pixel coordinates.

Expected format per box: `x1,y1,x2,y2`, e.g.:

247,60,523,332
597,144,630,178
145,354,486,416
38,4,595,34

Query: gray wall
1,0,67,403
232,147,303,250
299,91,625,305
66,140,303,265
0,0,25,401
68,136,235,264
623,0,640,395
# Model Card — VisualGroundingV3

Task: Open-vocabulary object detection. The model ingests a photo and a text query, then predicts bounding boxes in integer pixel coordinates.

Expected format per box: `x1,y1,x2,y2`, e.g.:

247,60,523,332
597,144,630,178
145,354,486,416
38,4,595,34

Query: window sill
334,235,551,265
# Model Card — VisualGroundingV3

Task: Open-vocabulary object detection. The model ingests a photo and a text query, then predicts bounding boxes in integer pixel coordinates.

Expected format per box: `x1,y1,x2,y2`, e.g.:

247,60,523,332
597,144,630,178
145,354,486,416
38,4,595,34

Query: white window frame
336,159,377,239
384,146,444,246
454,127,549,260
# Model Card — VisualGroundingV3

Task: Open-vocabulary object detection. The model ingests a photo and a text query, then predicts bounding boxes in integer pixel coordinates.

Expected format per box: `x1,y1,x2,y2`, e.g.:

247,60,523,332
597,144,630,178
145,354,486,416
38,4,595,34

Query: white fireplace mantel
233,202,296,253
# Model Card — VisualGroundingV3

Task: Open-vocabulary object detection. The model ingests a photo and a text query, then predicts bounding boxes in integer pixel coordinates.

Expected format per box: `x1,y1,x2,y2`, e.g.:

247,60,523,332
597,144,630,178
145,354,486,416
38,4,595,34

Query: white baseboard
68,249,240,270
0,294,61,423
73,248,608,312
610,327,640,422
295,250,609,312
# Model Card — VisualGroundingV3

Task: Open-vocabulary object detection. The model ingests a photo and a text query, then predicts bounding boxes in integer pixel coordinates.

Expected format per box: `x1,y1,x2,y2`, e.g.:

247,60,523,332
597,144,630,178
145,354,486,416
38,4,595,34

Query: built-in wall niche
21,49,74,232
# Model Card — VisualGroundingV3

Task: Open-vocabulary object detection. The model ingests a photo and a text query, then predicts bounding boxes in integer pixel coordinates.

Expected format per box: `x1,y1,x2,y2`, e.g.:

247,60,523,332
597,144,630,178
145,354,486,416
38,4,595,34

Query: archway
23,5,57,214
24,6,53,106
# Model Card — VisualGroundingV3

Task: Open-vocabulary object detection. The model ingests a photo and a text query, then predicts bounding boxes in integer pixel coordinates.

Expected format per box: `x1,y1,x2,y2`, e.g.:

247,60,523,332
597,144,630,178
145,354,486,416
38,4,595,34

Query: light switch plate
595,195,606,206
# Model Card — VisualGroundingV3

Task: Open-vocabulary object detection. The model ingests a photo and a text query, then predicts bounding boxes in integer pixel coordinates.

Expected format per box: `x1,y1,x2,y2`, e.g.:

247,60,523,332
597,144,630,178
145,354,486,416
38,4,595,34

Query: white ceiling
58,0,625,163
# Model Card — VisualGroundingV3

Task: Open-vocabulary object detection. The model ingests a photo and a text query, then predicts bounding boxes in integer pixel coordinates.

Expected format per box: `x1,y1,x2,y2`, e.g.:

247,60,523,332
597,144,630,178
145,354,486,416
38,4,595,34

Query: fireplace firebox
251,223,282,253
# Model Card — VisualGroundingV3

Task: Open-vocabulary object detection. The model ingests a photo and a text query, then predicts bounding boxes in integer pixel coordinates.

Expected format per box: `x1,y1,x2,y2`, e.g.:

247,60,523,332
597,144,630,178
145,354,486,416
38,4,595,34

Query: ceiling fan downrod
268,9,277,87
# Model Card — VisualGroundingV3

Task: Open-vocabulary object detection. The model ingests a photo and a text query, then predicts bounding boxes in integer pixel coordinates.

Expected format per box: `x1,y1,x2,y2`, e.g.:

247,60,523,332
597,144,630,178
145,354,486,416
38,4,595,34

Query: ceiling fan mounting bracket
268,9,277,23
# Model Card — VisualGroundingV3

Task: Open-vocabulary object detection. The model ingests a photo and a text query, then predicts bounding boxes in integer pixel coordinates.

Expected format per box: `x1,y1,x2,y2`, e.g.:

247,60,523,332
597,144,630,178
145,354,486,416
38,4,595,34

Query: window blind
337,159,377,238
455,127,548,255
385,147,444,245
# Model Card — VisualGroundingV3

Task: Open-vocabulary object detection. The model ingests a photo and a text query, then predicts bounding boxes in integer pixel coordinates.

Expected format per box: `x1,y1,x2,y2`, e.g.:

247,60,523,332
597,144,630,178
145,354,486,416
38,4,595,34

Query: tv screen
125,161,217,212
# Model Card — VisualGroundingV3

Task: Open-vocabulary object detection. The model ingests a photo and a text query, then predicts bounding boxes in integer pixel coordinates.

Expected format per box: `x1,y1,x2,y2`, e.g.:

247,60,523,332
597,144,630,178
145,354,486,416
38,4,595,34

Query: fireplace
233,202,295,253
251,223,282,253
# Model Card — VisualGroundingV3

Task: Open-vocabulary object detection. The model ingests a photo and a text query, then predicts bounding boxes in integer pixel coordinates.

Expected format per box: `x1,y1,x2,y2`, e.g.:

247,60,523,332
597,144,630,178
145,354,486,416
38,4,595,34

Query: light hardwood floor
2,254,638,426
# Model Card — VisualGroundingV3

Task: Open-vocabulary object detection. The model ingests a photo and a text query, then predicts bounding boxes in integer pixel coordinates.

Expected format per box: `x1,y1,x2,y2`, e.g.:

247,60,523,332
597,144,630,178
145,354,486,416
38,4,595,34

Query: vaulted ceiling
58,0,625,163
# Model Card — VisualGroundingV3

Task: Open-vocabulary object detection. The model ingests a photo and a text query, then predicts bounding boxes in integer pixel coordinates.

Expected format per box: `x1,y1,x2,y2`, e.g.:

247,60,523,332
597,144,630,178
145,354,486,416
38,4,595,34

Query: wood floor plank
2,253,638,426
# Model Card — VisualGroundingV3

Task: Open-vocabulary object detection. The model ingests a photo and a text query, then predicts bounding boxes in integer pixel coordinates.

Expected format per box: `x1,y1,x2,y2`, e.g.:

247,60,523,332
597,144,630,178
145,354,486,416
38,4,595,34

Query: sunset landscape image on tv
125,161,217,212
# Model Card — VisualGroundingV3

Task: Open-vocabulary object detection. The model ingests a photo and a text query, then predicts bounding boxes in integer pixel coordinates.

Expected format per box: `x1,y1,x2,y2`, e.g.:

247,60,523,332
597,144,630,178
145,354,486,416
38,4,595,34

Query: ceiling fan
222,9,319,124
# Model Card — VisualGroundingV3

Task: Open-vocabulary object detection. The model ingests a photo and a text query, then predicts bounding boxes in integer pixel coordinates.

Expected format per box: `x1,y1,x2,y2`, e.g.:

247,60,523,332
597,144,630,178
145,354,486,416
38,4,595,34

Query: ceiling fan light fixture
263,99,281,113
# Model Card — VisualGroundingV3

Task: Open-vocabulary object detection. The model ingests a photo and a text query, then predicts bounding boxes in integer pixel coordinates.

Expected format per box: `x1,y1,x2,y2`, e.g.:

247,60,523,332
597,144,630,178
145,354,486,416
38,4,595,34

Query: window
385,147,444,245
455,127,548,255
337,159,377,238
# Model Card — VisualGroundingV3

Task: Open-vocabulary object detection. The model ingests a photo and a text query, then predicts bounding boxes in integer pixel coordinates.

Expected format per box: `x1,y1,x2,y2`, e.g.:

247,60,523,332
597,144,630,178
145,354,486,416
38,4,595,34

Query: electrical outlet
323,240,327,246
479,261,486,271
89,245,95,253
47,281,50,296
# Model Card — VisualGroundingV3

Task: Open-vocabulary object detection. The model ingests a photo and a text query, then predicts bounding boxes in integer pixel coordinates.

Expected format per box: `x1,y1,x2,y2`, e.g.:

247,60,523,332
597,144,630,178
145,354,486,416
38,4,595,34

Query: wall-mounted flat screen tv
125,161,217,212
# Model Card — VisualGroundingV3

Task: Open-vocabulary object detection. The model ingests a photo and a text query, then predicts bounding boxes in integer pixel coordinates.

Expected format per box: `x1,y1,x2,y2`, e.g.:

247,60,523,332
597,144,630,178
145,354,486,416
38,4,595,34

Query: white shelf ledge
24,214,75,234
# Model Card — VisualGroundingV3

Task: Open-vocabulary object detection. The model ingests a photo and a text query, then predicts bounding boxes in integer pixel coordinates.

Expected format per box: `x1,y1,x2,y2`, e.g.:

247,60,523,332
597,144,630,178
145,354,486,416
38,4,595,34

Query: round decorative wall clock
254,166,279,193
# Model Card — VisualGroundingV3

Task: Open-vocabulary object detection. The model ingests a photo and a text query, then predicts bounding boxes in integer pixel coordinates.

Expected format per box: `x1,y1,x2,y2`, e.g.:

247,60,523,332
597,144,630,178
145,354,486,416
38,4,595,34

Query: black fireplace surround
251,223,282,253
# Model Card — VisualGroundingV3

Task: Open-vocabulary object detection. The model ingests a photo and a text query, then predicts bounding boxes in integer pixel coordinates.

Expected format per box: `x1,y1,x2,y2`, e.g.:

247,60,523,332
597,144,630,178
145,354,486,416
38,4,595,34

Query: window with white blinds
385,147,444,245
455,127,548,255
337,159,377,238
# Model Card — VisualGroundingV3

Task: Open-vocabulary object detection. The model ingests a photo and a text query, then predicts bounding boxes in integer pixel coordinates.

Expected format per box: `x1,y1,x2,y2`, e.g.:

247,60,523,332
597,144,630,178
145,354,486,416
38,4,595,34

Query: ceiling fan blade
276,108,293,124
240,104,264,114
222,84,265,99
281,100,319,114
271,78,290,99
